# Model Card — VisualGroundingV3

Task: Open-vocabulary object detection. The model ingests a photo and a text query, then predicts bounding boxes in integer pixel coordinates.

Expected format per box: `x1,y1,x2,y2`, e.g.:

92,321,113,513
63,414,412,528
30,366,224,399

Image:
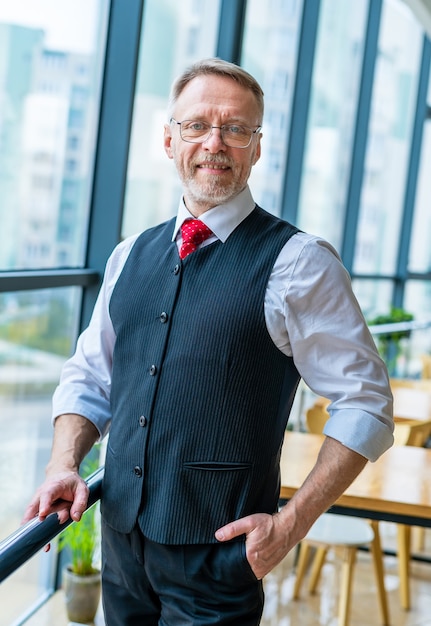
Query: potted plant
59,454,101,624
368,306,414,376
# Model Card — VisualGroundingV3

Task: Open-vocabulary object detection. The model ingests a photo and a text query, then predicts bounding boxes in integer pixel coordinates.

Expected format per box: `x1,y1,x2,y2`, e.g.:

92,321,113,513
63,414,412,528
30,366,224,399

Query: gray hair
167,58,264,122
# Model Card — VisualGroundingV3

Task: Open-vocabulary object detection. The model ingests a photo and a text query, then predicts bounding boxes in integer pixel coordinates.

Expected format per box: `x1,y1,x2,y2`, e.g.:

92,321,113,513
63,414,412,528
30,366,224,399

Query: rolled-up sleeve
265,232,394,461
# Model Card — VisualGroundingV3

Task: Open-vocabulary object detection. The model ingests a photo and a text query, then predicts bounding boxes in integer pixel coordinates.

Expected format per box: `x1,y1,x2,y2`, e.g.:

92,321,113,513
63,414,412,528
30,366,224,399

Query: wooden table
279,431,431,527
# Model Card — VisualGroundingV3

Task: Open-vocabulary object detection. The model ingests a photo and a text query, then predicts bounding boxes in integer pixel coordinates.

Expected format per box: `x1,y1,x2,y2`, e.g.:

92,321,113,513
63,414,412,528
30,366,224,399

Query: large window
0,287,82,623
121,0,221,238
353,0,423,276
408,69,431,276
0,1,108,621
0,0,107,271
241,0,303,216
296,0,369,250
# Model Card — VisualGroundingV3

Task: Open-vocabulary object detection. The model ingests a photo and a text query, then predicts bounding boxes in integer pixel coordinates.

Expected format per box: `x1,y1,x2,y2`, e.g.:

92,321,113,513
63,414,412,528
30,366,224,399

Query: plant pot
63,565,101,624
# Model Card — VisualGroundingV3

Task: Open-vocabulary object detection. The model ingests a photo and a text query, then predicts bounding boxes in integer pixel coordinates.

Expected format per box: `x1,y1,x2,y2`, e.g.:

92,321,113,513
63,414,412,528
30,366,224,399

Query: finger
38,491,70,520
215,517,253,542
69,482,90,521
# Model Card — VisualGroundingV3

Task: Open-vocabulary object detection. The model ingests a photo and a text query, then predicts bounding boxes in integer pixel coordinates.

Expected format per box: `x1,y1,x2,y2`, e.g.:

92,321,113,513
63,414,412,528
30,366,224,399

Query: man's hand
22,471,90,526
22,413,99,526
215,437,369,580
215,512,291,580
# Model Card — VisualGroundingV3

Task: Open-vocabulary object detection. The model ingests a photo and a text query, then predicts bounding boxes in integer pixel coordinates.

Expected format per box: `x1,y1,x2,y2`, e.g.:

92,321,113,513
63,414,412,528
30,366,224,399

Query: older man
24,58,393,625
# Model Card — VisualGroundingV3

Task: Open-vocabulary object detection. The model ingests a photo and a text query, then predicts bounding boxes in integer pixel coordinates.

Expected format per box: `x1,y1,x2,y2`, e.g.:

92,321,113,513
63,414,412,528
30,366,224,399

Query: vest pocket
183,461,251,471
179,462,254,538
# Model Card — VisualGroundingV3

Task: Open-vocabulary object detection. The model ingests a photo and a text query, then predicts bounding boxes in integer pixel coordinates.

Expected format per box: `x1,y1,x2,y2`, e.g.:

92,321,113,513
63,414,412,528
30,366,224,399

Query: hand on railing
0,467,104,584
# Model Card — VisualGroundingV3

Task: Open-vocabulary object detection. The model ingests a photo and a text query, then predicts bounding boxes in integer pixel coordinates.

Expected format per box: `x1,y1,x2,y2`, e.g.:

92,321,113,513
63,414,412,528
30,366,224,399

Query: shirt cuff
323,408,394,462
52,385,111,440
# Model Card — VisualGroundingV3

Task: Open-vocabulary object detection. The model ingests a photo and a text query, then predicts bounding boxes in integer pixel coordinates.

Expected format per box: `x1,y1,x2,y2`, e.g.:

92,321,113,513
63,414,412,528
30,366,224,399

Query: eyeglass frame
170,117,262,149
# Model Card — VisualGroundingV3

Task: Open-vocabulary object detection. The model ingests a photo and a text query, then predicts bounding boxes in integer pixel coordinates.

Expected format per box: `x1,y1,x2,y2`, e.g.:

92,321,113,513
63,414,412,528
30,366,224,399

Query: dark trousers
101,519,264,625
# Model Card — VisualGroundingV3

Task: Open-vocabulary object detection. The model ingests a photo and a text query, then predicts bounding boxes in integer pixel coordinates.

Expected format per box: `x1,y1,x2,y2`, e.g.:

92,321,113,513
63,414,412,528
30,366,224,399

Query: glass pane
0,287,81,621
122,0,221,238
404,280,431,325
296,0,368,249
353,0,423,274
0,0,108,270
408,121,431,273
352,277,394,320
241,0,303,216
399,281,431,377
352,277,395,371
0,553,56,626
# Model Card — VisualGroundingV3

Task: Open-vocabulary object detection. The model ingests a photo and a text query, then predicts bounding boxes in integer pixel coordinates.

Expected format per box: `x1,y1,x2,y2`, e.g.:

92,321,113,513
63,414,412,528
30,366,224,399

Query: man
24,58,393,625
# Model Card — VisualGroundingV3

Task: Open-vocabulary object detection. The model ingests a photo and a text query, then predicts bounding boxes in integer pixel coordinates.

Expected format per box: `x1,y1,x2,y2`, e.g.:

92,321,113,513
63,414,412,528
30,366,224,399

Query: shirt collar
171,186,256,243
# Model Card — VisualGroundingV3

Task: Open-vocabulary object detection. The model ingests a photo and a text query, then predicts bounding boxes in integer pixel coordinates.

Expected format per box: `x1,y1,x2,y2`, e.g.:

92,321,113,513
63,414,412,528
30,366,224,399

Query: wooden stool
293,513,389,626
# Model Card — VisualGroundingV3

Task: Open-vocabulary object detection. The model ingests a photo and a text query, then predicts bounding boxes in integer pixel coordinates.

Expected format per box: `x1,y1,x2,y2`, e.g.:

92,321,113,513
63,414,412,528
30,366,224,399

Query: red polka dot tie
179,219,213,260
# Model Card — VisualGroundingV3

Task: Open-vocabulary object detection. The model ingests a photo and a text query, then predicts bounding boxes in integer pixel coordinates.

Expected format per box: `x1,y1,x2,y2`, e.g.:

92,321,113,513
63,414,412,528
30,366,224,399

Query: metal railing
368,318,431,378
368,318,431,336
0,467,104,584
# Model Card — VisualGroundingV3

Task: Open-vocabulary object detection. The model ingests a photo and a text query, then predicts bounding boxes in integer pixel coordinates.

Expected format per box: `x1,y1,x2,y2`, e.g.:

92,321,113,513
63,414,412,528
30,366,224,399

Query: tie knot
179,219,213,260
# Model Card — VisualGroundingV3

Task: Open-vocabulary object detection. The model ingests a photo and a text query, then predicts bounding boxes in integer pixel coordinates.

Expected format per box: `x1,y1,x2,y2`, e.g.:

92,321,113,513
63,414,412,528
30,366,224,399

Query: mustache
193,156,233,167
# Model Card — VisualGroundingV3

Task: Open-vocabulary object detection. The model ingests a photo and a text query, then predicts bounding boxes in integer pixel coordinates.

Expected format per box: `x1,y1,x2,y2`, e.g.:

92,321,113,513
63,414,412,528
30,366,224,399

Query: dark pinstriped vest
102,206,300,544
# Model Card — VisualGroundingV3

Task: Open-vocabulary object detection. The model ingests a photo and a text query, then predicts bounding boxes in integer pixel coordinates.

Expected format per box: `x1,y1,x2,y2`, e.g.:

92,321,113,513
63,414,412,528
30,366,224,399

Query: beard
174,154,249,209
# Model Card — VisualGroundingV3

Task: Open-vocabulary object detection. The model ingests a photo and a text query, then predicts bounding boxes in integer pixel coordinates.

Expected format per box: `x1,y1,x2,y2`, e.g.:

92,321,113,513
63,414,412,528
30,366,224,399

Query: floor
260,539,431,626
18,523,431,626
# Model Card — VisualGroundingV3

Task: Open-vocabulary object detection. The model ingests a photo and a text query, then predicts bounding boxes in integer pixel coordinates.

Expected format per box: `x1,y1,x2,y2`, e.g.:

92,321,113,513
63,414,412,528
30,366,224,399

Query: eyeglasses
170,118,261,149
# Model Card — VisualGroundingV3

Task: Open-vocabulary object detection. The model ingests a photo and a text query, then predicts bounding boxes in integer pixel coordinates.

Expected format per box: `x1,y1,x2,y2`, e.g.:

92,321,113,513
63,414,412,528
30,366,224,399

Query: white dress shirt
53,186,393,461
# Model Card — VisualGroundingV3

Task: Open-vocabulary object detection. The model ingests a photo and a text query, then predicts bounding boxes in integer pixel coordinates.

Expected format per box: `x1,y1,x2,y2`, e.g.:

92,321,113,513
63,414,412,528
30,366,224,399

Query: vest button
174,264,180,275
139,415,147,427
134,466,142,477
159,311,168,323
149,364,157,376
